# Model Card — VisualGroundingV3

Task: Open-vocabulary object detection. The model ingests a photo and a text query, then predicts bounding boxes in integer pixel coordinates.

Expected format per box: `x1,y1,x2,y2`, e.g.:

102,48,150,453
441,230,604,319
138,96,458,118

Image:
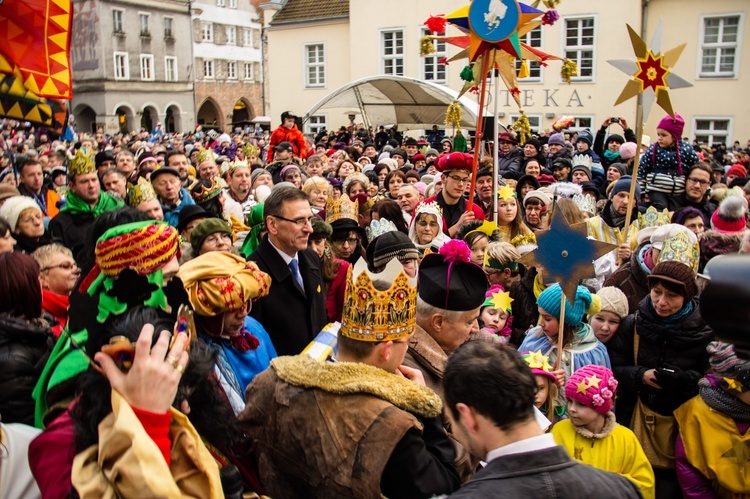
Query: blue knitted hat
536,283,600,328
610,175,641,200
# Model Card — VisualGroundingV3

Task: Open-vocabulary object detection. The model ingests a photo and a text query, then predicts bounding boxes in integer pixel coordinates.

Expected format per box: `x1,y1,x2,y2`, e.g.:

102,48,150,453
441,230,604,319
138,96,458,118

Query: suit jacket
247,237,326,356
449,446,642,498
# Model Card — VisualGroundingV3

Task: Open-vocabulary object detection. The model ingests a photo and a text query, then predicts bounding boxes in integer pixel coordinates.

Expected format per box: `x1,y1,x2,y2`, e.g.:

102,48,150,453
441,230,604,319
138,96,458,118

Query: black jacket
608,296,714,425
603,244,650,314
509,266,539,347
49,210,96,261
449,445,642,498
247,237,327,356
593,126,637,168
0,314,55,425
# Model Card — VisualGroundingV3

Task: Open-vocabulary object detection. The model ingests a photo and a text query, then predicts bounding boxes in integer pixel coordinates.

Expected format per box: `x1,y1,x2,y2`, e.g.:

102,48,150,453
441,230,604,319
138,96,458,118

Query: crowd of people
0,110,749,498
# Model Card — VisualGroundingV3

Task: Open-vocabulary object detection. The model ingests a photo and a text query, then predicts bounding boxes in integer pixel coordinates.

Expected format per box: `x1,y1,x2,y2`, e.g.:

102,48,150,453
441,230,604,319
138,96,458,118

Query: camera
610,117,620,124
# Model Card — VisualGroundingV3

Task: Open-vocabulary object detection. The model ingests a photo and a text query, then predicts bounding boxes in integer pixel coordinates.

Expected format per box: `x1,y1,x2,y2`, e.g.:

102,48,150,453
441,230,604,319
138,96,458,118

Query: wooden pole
619,101,644,265
466,52,492,212
553,291,566,371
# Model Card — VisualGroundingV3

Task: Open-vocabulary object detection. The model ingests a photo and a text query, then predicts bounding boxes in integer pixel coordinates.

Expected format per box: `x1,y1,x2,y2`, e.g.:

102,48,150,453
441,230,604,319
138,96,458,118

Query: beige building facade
263,0,748,145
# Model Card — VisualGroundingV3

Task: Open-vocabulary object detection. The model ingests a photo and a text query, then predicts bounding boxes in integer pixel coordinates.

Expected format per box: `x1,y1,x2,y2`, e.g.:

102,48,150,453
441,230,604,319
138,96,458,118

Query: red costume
266,125,308,163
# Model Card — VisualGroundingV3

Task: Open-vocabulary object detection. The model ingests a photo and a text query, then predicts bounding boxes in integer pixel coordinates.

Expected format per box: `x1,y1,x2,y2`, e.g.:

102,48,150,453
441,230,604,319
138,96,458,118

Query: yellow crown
497,185,517,201
638,206,671,229
196,148,216,166
325,195,358,224
127,177,157,207
657,231,700,273
227,158,250,173
340,258,418,342
69,148,96,178
242,142,259,160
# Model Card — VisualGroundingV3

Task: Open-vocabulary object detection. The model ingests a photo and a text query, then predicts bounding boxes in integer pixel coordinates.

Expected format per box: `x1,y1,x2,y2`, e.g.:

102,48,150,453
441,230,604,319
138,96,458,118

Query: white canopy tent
302,75,480,131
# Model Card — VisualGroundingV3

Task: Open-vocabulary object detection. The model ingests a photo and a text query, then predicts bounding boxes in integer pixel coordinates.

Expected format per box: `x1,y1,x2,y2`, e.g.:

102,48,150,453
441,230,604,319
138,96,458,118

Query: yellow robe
552,417,655,499
586,215,640,250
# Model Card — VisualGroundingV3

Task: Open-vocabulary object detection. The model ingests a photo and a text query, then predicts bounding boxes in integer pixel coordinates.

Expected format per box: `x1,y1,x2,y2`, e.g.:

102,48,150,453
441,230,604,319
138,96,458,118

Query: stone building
70,0,195,134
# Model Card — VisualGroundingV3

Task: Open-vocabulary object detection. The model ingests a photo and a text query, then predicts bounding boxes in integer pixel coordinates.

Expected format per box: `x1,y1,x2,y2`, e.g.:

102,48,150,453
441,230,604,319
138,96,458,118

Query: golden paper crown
325,195,358,224
242,142,259,159
340,258,418,342
638,206,671,229
69,148,96,178
657,231,700,273
196,148,216,165
415,200,443,218
127,177,157,207
497,185,517,201
190,178,223,204
227,158,249,173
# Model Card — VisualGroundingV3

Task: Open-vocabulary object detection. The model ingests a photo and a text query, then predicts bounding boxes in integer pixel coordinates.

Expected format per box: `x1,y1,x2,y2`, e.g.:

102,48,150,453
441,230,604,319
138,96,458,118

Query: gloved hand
654,364,695,389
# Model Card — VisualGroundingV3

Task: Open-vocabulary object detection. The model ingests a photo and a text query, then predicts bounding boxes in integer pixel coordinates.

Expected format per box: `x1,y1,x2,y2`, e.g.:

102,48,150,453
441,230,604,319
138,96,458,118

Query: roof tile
271,0,349,24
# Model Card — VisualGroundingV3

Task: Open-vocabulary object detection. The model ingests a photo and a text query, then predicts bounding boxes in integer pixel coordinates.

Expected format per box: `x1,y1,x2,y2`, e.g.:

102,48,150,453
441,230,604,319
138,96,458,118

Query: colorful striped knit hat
95,221,180,277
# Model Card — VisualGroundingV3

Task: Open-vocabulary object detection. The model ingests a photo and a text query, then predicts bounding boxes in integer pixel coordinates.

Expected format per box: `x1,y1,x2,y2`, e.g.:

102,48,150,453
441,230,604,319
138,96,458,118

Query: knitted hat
280,164,301,180
656,113,685,143
311,217,333,239
426,148,439,157
605,134,625,146
536,283,601,328
498,132,518,144
390,148,407,160
565,365,618,414
548,133,566,147
250,168,271,188
218,133,231,144
608,163,628,177
648,261,697,300
705,341,750,393
576,129,593,146
520,350,556,382
711,193,748,234
179,251,271,317
524,138,541,152
618,142,638,160
367,230,419,270
594,287,629,320
0,195,42,232
418,240,488,311
726,164,747,179
189,217,232,252
571,164,592,181
95,221,180,277
609,175,640,199
523,189,551,207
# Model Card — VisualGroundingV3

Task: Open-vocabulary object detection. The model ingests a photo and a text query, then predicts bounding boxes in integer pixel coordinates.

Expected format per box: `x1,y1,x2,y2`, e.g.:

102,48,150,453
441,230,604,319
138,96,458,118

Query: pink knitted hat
657,113,685,143
564,365,618,414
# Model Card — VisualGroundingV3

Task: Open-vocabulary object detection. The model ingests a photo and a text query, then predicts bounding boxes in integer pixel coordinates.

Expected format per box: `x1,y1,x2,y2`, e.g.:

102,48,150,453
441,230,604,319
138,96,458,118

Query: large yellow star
586,374,602,388
489,290,514,312
721,439,750,470
576,380,589,394
724,377,744,394
497,185,517,201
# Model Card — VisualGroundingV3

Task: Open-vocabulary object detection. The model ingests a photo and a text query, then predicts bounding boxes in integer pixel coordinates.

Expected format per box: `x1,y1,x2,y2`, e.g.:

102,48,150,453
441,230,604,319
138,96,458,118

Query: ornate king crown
69,148,96,178
242,142,259,160
325,195,358,224
415,200,443,218
657,231,700,273
127,177,158,207
572,193,596,216
196,148,216,166
571,154,593,168
638,206,671,230
340,257,418,342
366,218,397,243
191,179,223,204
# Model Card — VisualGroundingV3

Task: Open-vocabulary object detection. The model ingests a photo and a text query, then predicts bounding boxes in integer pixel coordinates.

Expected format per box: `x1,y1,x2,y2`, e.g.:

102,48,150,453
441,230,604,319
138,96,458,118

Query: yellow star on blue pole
518,211,616,299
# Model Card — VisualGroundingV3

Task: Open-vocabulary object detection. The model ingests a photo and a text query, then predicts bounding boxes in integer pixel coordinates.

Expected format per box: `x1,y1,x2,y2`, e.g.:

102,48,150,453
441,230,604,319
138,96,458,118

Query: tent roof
303,75,479,130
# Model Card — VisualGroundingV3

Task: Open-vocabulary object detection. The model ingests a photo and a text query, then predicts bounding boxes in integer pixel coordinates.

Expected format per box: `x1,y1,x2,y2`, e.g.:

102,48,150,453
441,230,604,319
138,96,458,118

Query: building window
305,43,325,87
229,0,237,7
140,54,154,80
381,29,404,76
165,56,177,81
203,60,214,79
227,61,237,79
139,13,149,36
217,0,225,6
693,117,732,145
164,17,173,39
243,29,252,46
567,116,594,133
421,28,446,83
226,26,236,45
114,52,129,80
510,114,542,135
112,9,124,33
517,27,543,81
699,15,742,78
564,17,595,81
202,23,213,42
306,114,327,135
244,62,254,81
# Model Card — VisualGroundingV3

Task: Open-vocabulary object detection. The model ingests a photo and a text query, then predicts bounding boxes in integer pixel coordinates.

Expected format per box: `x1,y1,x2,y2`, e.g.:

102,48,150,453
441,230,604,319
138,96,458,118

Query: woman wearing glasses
32,244,80,338
0,195,53,253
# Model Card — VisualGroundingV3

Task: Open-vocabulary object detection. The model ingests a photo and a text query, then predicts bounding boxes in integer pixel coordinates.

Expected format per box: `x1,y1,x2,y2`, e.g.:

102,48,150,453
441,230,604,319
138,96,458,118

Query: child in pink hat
521,350,566,425
551,365,655,499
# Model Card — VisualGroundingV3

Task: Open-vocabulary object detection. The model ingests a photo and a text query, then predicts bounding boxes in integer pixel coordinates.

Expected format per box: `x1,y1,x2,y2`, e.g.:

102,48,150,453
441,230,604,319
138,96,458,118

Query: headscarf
408,202,451,250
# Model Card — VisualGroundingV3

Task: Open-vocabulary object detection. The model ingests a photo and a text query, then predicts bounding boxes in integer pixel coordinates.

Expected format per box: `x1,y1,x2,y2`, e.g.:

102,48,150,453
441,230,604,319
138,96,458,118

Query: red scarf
42,290,69,337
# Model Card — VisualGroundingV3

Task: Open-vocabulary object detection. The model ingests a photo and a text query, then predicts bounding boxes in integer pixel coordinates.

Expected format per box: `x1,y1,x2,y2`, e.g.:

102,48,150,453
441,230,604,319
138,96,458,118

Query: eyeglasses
42,261,78,271
203,233,232,245
446,175,471,185
334,237,360,246
484,268,499,277
687,177,711,186
272,214,314,228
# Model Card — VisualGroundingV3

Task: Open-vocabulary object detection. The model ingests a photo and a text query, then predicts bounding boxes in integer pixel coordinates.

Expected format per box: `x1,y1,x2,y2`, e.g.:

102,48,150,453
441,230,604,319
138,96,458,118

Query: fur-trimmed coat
698,229,747,273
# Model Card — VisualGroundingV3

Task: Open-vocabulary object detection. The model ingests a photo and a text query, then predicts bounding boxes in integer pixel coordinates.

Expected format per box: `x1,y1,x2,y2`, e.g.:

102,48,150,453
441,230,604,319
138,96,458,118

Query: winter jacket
160,187,196,228
0,314,55,425
638,140,700,196
498,147,524,173
213,141,238,161
594,127,637,168
608,297,714,426
509,266,540,346
17,184,61,219
266,125,308,163
603,243,652,314
698,229,747,273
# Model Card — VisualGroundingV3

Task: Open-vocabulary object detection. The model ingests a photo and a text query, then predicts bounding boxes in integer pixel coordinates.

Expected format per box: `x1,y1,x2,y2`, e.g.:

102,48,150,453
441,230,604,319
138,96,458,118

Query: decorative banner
518,210,615,299
607,19,691,119
0,69,68,134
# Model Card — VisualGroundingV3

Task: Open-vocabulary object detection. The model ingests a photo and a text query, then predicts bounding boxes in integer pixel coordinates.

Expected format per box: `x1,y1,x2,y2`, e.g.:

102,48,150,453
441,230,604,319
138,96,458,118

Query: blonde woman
302,176,331,214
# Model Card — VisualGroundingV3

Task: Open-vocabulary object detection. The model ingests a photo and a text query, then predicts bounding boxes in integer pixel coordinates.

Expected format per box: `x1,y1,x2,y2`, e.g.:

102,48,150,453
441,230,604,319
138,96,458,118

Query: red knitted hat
726,164,747,179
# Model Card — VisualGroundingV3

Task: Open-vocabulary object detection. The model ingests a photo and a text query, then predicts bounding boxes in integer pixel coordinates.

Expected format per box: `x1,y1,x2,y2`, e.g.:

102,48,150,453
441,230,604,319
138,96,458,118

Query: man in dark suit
247,187,326,355
444,342,643,498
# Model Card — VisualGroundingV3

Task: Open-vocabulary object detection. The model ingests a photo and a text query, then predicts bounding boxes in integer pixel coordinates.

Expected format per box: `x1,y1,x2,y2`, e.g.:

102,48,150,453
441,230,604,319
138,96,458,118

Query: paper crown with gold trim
656,231,700,273
325,195,358,224
196,148,216,166
572,193,597,217
340,257,417,342
190,178,223,204
366,218,398,243
636,206,672,245
127,177,158,207
226,158,250,173
414,200,443,219
69,148,96,178
242,142,259,159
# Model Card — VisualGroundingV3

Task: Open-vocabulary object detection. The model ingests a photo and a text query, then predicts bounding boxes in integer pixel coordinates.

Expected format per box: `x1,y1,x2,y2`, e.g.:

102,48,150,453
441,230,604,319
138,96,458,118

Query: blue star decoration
518,210,616,299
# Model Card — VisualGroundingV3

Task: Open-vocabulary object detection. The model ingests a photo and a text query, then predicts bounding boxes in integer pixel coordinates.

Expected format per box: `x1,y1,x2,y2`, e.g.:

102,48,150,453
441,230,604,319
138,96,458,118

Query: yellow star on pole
576,380,589,394
607,19,692,120
489,290,514,312
586,374,602,388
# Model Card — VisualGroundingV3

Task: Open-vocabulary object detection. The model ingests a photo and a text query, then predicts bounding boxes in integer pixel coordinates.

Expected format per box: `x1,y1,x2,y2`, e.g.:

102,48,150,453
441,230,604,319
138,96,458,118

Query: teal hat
536,283,600,328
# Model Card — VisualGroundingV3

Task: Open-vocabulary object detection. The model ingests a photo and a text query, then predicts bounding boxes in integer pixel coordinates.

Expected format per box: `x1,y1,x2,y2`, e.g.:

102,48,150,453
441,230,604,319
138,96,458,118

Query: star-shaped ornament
497,185,517,201
489,290,514,311
518,211,616,299
721,439,750,470
608,20,692,119
586,374,602,388
526,350,552,371
576,380,589,394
